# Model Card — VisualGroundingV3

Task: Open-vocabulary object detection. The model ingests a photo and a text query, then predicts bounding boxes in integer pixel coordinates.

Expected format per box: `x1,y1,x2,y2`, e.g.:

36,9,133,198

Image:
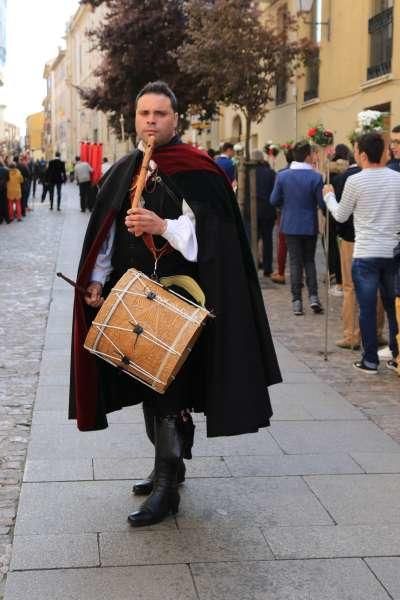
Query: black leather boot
132,404,186,495
132,461,186,495
128,415,182,527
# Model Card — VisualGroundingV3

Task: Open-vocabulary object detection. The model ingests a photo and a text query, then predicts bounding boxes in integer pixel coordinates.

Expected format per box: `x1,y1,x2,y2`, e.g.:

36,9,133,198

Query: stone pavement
2,184,400,599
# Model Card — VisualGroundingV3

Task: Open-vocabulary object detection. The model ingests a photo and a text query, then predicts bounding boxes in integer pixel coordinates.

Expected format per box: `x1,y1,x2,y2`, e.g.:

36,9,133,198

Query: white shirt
325,167,400,258
74,161,92,183
289,161,313,170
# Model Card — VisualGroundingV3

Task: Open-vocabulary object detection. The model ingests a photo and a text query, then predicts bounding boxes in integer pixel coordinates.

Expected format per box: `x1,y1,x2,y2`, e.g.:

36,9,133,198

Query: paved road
1,183,400,599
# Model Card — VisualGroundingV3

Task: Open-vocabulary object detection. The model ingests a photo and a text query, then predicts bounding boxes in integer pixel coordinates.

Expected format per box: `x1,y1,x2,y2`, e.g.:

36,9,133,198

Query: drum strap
130,168,183,279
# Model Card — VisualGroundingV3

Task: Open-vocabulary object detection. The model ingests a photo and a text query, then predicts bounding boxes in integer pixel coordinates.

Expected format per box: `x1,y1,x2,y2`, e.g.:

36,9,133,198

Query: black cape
69,148,282,437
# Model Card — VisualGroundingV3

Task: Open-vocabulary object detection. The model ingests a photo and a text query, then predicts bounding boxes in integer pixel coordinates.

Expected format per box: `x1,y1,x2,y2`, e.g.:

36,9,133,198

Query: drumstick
56,272,89,296
131,135,155,209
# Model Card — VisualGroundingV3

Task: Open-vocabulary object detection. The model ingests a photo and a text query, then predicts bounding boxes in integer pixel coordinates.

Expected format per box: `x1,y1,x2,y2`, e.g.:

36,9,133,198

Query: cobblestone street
0,185,84,597
1,183,399,599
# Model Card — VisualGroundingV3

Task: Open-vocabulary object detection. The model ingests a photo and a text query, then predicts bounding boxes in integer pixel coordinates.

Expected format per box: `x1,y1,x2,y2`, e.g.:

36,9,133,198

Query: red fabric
88,143,94,167
154,143,230,183
92,144,103,185
73,209,118,430
80,142,89,163
276,215,287,276
8,198,22,221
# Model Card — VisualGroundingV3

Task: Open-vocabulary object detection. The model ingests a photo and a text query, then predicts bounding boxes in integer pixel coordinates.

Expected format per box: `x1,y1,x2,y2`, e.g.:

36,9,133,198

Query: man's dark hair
357,132,385,164
75,156,80,162
284,148,294,165
222,142,234,152
135,81,178,112
293,140,311,162
392,125,400,133
55,151,61,158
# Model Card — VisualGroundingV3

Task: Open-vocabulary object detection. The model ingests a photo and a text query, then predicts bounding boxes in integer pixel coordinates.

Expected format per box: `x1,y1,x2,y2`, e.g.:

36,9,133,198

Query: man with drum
70,81,281,527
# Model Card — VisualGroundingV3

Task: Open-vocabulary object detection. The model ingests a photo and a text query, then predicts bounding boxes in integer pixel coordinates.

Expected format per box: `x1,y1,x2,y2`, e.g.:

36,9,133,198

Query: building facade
26,112,45,158
44,3,128,163
191,0,400,165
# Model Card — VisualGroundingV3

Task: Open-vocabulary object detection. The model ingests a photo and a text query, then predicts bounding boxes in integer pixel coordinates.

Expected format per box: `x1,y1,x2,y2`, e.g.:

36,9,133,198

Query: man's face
390,131,400,159
135,93,178,147
225,147,234,158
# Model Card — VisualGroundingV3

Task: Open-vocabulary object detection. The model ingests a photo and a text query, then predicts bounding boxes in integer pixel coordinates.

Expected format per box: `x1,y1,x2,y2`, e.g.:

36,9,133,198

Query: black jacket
332,165,361,242
47,158,67,184
256,163,276,221
69,146,281,436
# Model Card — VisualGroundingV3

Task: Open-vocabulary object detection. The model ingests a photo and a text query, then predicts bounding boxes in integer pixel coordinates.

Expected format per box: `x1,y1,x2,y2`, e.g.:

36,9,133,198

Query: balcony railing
369,7,393,33
367,60,392,80
303,89,319,102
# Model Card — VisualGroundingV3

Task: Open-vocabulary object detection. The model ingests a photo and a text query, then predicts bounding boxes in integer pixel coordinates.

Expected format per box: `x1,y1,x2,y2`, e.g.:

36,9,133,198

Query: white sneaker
328,285,344,297
378,345,392,360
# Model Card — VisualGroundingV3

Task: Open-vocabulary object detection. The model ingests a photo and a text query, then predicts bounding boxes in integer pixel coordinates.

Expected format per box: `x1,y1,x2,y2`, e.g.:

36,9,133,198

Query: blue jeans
352,257,399,367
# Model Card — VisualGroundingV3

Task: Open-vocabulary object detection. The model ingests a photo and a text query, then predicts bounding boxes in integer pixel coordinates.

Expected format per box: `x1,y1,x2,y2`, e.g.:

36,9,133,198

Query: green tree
79,0,216,137
176,0,317,158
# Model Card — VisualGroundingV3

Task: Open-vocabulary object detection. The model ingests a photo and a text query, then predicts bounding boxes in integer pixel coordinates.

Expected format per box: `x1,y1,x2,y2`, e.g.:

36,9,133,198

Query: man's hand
85,281,104,308
323,184,334,199
125,207,167,237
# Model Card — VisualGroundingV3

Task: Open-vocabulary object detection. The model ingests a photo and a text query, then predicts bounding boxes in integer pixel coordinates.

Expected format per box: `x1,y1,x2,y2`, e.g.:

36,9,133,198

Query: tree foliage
176,0,318,157
79,0,216,137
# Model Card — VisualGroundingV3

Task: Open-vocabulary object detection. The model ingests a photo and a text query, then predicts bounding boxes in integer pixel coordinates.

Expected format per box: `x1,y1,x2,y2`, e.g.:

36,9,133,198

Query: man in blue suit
271,140,324,316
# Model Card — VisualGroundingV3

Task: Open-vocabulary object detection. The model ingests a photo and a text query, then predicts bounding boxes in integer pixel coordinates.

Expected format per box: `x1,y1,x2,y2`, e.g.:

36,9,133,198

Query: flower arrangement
307,125,334,147
280,141,294,152
263,141,281,157
348,110,384,144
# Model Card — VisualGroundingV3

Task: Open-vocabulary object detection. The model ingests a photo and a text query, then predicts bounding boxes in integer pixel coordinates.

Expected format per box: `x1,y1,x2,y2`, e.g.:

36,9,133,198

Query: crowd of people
0,152,113,223
211,127,400,377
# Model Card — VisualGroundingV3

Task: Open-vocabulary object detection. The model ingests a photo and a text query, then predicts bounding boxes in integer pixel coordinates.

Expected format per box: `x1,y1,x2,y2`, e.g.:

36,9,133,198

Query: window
367,1,393,79
303,0,320,101
304,50,319,102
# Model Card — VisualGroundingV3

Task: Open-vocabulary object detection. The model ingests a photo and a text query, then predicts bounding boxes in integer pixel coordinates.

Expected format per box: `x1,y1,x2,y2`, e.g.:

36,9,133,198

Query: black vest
111,173,198,283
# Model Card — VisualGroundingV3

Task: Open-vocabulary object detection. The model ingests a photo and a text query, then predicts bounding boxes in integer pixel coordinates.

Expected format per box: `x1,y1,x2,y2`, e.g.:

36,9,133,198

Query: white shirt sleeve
162,199,198,262
90,220,116,285
90,200,198,285
325,178,357,223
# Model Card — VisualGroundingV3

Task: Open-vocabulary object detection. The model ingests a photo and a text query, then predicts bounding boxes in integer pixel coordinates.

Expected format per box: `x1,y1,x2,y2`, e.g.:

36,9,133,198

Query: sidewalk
4,188,400,599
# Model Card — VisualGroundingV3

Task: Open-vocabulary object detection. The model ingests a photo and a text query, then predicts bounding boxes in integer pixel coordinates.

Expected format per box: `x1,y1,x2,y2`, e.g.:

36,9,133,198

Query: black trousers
258,217,276,275
49,183,62,208
285,234,318,301
0,190,9,223
79,182,91,211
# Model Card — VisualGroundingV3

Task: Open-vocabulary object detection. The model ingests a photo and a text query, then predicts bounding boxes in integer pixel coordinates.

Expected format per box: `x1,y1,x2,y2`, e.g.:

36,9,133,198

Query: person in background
101,157,112,177
326,144,352,296
14,155,31,216
324,132,400,374
74,156,93,213
7,162,24,222
387,125,400,172
0,159,10,224
46,151,67,211
271,147,293,284
270,140,324,316
252,149,276,277
216,142,236,188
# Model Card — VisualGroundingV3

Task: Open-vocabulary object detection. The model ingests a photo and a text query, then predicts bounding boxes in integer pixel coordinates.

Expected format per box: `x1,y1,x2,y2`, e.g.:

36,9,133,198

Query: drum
84,268,210,393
